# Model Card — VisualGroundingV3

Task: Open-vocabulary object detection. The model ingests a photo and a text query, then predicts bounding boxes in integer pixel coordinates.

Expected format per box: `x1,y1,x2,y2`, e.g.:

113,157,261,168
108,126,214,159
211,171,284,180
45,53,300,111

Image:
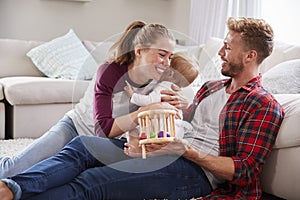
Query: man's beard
221,61,244,78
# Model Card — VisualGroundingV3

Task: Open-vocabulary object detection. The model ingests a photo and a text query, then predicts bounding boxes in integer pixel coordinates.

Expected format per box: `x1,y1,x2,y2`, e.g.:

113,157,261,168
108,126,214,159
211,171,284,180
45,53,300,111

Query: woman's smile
155,65,167,75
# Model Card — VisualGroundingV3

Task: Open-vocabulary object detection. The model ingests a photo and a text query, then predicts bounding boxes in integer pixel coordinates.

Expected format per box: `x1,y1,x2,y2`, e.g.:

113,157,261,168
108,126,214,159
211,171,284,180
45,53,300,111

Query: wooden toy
138,109,176,159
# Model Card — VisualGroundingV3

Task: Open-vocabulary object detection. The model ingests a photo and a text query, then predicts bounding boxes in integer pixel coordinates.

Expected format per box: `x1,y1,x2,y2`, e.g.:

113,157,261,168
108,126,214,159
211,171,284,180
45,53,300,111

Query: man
0,17,284,200
147,17,284,199
180,17,284,199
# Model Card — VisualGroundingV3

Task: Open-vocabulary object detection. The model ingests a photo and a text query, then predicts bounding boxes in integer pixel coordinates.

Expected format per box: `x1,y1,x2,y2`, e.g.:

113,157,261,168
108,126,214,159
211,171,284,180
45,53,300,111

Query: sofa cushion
197,37,223,67
0,77,90,105
27,29,98,80
273,94,300,149
0,39,45,78
262,59,300,94
82,40,114,65
187,37,225,87
260,40,300,73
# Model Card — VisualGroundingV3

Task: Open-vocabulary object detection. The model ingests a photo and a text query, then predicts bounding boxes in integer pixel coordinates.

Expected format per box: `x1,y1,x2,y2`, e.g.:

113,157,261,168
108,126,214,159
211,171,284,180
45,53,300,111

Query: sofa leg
4,100,13,139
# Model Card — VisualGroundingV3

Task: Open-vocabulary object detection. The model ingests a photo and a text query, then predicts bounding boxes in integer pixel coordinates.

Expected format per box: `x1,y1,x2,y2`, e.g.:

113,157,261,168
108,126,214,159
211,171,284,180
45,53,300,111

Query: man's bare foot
0,181,14,200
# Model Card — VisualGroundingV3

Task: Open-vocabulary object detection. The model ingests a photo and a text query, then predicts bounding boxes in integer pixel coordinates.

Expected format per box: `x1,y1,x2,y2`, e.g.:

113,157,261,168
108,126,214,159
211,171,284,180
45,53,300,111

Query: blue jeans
0,116,78,179
8,136,212,200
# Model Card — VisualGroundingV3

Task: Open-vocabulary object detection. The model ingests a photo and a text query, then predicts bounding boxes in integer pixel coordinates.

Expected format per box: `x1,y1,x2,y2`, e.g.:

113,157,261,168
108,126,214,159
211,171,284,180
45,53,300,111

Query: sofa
0,32,300,199
0,29,113,139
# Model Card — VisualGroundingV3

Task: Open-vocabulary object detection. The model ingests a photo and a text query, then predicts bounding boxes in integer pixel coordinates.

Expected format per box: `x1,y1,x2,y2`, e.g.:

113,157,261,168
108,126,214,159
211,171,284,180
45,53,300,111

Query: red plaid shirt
183,75,284,199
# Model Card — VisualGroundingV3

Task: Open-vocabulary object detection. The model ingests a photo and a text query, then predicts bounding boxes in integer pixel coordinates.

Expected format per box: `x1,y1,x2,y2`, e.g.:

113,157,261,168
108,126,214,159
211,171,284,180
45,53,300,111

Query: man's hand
124,128,142,158
124,142,142,158
145,138,190,157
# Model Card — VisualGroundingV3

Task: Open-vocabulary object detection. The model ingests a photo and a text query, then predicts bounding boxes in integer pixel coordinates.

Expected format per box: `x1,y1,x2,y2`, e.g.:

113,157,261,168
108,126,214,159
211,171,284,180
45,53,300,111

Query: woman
93,21,176,138
0,21,212,200
0,20,178,179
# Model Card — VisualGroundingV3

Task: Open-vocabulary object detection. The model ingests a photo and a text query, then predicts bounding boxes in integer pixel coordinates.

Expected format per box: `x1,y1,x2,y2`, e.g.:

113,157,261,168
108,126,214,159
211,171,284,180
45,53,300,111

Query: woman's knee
68,135,87,146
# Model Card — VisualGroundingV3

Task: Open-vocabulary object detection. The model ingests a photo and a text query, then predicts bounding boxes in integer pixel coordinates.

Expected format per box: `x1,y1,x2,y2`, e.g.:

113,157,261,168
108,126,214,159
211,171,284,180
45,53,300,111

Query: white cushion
192,38,224,87
193,54,225,87
273,94,300,149
82,40,114,65
174,37,225,89
0,77,90,105
196,37,223,68
27,29,98,80
262,59,300,94
260,41,300,73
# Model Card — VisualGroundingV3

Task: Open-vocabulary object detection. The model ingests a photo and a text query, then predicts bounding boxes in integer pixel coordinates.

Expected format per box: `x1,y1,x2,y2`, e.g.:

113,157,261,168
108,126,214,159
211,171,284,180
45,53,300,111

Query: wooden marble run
138,109,176,159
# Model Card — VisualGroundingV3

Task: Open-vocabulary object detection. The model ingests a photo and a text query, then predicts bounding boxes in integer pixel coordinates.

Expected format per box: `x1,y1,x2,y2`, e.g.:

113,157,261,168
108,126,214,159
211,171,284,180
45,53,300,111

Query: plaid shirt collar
183,74,263,122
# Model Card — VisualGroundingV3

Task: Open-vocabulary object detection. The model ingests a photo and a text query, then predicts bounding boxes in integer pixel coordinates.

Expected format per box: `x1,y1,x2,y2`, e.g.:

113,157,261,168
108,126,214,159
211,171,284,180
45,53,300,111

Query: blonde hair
160,52,199,88
227,17,274,64
108,21,175,65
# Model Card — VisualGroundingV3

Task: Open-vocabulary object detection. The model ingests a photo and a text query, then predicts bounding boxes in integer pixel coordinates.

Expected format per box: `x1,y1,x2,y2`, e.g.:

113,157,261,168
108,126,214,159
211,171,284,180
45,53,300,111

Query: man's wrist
183,145,197,160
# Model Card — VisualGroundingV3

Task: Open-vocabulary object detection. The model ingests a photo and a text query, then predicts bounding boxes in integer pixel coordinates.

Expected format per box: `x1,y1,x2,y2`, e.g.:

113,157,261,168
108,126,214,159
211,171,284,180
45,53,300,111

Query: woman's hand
160,86,189,110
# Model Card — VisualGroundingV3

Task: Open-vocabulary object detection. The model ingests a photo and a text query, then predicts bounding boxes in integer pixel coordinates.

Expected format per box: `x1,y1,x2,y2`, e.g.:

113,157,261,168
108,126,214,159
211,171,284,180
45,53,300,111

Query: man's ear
246,50,257,61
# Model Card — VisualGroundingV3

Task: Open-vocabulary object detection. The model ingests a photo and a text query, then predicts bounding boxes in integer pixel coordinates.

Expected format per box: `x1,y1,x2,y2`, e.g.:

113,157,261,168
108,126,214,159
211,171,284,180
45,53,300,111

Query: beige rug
0,138,35,157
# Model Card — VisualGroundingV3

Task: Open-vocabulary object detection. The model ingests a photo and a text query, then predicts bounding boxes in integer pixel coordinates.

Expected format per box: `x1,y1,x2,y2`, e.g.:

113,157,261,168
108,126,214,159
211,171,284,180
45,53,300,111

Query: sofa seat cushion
0,83,4,100
0,76,90,105
273,94,300,149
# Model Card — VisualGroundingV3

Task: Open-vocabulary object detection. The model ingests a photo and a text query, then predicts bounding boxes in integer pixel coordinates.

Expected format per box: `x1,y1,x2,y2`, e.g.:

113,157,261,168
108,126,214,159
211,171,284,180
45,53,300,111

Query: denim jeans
6,135,212,200
0,116,78,179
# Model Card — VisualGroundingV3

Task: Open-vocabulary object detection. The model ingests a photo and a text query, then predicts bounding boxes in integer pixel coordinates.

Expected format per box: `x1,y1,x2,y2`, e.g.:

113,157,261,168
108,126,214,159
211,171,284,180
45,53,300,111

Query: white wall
0,0,190,42
261,0,300,45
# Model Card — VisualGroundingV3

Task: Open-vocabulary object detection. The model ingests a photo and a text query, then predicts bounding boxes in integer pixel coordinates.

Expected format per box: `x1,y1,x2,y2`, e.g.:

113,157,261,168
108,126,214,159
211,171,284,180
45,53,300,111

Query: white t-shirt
66,75,96,136
183,87,230,189
67,76,158,136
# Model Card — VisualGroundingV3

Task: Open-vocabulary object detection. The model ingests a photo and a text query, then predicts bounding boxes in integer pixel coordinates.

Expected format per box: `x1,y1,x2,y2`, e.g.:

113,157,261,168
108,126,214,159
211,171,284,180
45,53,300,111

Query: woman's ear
134,45,143,57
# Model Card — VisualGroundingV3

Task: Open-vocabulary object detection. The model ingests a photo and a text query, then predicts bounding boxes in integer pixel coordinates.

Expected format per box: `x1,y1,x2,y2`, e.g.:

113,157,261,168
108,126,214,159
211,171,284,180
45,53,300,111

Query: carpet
0,138,35,157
